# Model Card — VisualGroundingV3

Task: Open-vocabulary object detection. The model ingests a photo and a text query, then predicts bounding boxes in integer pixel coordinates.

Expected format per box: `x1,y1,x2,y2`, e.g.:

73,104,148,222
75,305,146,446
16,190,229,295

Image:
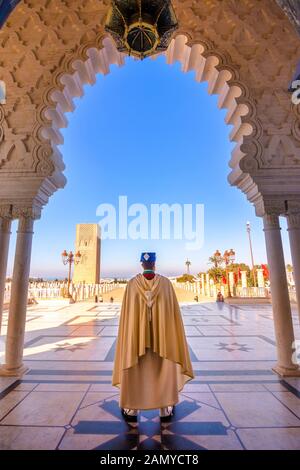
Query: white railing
174,281,298,302
173,281,272,299
235,287,270,298
3,280,297,305
29,287,62,300
3,281,125,305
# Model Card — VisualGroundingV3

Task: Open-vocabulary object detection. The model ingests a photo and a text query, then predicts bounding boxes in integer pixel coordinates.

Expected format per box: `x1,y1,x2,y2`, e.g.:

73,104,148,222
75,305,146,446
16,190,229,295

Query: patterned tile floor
0,300,300,450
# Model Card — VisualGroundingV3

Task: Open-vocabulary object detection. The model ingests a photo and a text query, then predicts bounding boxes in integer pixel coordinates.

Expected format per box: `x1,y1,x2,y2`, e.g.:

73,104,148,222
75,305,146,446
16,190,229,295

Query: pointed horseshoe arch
39,34,262,202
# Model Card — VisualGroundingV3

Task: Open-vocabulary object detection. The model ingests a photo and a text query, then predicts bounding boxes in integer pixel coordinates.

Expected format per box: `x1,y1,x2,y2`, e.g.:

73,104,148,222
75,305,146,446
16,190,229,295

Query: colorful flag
262,264,269,280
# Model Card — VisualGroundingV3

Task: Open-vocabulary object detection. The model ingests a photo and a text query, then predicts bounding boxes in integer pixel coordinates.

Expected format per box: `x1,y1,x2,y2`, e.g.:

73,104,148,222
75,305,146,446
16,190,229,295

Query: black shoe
121,408,138,422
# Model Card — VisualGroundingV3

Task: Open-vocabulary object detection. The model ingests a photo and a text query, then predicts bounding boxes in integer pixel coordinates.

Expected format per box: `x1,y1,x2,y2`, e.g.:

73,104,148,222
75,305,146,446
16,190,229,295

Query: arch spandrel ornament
0,0,299,212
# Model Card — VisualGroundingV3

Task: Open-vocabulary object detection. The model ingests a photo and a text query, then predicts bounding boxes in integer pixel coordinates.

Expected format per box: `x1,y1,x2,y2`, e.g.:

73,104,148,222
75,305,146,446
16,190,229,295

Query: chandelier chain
155,0,169,26
112,1,126,28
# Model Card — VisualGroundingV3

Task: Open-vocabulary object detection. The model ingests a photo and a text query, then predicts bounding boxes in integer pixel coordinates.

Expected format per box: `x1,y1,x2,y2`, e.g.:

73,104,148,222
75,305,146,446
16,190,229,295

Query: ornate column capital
285,200,300,230
265,199,286,217
0,204,13,219
12,205,42,233
12,205,42,221
287,213,300,230
254,196,286,218
0,205,13,233
263,213,281,231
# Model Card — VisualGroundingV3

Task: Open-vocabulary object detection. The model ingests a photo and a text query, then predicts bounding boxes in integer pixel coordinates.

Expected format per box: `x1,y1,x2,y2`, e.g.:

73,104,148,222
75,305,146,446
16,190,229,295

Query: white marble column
201,274,205,295
257,269,265,288
229,271,234,289
287,212,300,322
241,271,247,289
206,273,210,296
1,207,40,376
263,214,299,376
0,210,12,334
213,284,217,299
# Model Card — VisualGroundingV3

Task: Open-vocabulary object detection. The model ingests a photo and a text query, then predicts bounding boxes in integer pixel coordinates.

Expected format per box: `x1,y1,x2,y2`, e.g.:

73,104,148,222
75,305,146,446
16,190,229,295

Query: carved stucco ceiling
0,0,299,212
276,0,300,35
1,0,300,35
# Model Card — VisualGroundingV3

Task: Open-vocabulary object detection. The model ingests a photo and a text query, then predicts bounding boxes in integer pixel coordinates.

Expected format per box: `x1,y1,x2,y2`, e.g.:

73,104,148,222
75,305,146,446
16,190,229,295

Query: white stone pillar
257,269,265,288
287,212,300,322
229,271,234,289
263,214,299,376
1,207,40,376
0,207,12,333
213,284,217,299
206,273,210,296
241,271,247,289
200,274,205,295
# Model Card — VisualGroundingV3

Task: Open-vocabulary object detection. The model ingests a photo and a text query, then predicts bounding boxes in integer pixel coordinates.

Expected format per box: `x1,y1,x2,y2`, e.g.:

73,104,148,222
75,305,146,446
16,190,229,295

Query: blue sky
7,56,292,279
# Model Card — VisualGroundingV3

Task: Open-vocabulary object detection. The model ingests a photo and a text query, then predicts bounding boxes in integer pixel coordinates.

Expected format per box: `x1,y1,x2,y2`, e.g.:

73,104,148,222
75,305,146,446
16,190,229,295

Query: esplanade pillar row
263,213,299,376
0,205,12,334
0,206,41,376
286,210,300,323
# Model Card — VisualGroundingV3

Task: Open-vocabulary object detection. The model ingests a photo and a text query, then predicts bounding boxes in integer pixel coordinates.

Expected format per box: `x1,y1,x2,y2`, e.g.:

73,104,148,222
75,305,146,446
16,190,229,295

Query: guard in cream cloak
112,254,194,414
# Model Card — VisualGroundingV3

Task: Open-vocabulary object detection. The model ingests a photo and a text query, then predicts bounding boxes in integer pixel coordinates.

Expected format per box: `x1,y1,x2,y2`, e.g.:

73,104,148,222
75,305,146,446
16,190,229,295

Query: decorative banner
0,0,20,29
261,264,269,280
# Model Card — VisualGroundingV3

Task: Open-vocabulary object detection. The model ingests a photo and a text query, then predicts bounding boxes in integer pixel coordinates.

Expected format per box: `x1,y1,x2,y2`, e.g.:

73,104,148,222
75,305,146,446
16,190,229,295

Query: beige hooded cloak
112,274,194,410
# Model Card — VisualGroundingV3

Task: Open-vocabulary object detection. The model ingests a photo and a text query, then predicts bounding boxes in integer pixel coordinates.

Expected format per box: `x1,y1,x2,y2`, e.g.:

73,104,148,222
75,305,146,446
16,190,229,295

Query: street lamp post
224,249,236,298
61,250,82,298
212,250,223,289
246,222,256,287
185,259,191,275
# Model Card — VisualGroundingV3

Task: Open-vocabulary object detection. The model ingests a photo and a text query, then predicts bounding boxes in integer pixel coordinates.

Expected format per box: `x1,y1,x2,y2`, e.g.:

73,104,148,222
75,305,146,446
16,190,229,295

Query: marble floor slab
0,300,299,450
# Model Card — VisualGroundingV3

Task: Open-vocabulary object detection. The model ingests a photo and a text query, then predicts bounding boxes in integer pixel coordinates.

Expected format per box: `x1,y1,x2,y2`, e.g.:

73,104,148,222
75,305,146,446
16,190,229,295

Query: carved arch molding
0,0,300,216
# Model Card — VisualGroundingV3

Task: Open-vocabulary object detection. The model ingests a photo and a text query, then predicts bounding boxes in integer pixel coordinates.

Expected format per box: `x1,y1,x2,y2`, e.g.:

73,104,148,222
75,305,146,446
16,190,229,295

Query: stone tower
73,224,101,284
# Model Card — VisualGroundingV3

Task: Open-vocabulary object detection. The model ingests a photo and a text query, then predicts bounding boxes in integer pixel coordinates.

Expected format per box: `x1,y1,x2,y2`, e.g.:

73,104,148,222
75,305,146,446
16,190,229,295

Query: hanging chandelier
105,0,178,60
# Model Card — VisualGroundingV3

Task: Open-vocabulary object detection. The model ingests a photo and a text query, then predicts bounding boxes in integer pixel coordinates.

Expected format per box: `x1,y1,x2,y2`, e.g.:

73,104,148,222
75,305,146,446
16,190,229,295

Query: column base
0,364,29,377
272,364,300,377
